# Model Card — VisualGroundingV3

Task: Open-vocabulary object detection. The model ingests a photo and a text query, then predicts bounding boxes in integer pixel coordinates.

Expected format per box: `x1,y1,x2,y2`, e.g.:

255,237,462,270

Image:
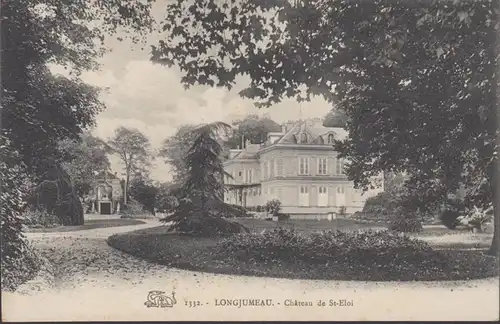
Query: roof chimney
281,125,286,133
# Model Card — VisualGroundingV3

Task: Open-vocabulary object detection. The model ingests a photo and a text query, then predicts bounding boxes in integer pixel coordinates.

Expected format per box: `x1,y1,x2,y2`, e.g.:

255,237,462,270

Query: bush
458,206,493,231
440,209,461,229
362,192,397,220
120,200,146,216
23,208,61,228
265,199,282,216
217,229,446,278
222,204,251,218
389,216,423,233
1,137,42,291
162,201,250,237
276,213,290,221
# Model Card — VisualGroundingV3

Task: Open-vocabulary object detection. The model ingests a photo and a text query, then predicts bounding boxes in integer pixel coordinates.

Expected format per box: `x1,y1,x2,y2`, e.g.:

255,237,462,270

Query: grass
26,219,146,233
233,217,388,233
107,218,499,281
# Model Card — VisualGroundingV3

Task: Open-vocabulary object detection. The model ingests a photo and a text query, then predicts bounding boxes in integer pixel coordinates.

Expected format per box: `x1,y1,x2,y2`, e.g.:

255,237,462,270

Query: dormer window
328,134,334,144
300,133,308,143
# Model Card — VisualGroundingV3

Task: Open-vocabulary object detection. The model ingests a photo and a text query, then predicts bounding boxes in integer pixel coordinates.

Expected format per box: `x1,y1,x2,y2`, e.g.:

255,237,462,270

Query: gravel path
2,221,499,321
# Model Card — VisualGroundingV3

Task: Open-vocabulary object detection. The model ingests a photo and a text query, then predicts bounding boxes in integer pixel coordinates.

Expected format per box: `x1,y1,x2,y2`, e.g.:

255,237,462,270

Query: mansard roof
276,118,347,145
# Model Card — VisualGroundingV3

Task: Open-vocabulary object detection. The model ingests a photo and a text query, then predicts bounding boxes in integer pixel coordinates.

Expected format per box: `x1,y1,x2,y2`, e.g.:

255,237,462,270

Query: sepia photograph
1,0,499,321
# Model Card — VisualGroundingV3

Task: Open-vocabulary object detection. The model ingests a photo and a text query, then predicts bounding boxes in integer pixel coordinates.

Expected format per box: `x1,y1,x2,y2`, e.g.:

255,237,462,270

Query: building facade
87,171,123,215
223,118,384,219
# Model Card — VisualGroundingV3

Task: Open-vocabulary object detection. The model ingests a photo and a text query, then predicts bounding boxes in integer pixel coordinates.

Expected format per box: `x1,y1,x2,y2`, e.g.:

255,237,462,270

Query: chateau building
223,117,384,219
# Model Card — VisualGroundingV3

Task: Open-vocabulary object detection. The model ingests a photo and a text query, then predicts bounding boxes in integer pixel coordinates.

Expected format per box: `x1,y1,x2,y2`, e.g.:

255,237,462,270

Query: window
328,134,334,144
275,158,283,176
337,187,345,194
300,186,309,194
318,186,327,194
299,157,309,175
318,158,328,175
300,132,308,143
238,171,242,177
263,161,268,179
246,169,252,183
276,187,283,201
335,158,344,175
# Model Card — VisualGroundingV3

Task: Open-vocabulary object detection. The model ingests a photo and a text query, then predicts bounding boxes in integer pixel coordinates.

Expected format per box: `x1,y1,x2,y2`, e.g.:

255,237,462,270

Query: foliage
58,132,110,198
151,0,499,255
265,199,282,216
106,127,152,204
362,192,400,220
225,115,281,148
323,109,349,128
158,124,199,183
215,228,466,280
129,177,158,215
109,226,499,281
120,200,147,216
458,206,494,231
440,209,462,230
2,0,153,177
338,206,347,217
155,183,179,213
388,211,423,233
32,161,84,226
0,136,41,291
161,122,249,236
22,208,61,228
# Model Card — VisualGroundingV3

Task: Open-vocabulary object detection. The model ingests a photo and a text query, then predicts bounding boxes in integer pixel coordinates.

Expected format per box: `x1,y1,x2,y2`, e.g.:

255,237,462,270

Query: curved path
2,221,499,321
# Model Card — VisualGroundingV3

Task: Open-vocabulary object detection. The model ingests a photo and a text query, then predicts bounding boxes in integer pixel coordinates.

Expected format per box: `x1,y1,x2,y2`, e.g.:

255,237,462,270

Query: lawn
107,218,499,281
27,218,146,233
233,217,388,232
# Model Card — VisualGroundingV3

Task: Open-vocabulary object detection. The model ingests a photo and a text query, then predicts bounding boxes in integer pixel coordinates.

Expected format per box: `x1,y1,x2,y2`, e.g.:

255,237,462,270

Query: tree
107,127,152,205
0,0,154,290
58,133,110,198
158,124,199,183
225,115,281,149
161,122,248,236
151,0,499,255
155,182,180,213
129,177,159,215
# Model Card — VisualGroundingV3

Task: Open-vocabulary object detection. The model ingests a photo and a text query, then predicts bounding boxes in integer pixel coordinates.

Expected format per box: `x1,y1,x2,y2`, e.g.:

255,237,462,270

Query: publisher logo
145,291,177,308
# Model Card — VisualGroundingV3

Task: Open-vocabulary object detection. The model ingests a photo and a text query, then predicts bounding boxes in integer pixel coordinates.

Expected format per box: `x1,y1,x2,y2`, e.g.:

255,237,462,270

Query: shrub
440,209,461,229
389,210,423,233
457,206,493,231
23,208,61,228
338,206,347,217
120,200,146,216
276,213,290,221
362,192,397,220
265,199,282,216
222,204,251,218
216,229,445,278
1,137,42,291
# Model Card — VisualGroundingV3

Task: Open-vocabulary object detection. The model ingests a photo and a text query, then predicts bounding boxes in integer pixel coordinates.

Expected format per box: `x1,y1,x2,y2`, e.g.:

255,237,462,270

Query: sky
51,2,333,183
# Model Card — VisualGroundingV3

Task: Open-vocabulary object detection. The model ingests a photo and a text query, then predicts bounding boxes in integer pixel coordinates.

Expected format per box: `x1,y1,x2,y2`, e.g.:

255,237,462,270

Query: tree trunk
487,156,499,256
